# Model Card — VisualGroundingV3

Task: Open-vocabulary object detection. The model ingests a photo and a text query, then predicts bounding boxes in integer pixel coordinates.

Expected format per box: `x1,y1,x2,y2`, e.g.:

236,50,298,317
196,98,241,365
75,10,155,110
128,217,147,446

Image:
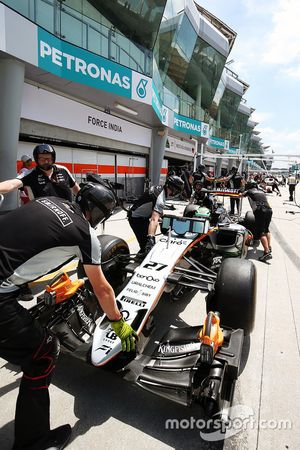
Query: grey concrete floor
0,186,299,449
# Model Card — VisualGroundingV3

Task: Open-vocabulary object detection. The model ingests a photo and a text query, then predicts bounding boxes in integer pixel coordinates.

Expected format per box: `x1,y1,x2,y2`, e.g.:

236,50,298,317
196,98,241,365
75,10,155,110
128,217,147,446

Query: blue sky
166,0,300,168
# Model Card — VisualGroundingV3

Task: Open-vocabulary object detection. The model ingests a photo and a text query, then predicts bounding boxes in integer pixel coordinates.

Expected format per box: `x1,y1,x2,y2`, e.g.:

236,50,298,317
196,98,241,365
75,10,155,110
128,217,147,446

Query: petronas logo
136,79,148,98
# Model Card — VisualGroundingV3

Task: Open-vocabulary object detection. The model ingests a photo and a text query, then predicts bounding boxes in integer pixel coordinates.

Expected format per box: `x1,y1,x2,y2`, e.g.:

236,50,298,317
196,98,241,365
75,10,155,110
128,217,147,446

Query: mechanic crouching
242,181,273,262
128,175,184,256
0,183,137,449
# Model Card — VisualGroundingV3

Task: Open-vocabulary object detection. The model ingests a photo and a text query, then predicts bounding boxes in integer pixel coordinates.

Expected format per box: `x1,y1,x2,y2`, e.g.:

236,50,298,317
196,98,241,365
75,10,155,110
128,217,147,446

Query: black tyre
206,258,256,335
78,235,129,289
243,211,256,234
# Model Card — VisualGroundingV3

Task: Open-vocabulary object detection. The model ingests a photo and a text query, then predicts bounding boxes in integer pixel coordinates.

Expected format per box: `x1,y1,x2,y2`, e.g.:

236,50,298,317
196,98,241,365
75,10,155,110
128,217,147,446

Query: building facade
0,0,266,209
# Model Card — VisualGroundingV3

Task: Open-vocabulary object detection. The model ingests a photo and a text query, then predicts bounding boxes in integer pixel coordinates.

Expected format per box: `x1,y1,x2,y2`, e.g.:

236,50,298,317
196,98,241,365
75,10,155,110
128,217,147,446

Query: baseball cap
21,154,32,163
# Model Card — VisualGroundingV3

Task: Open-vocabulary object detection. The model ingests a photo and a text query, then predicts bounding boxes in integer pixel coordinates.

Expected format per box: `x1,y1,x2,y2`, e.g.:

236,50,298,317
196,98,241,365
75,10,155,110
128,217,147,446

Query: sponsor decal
120,295,147,308
160,238,188,245
131,281,156,290
36,198,72,227
207,136,226,149
38,28,152,104
136,79,148,99
174,113,202,136
158,343,200,353
136,273,159,282
105,330,118,342
97,344,112,355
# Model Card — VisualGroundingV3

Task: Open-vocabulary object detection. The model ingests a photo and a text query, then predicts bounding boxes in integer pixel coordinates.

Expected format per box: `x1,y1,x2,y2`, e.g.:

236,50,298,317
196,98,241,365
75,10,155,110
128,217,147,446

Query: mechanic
0,144,81,302
190,180,213,210
0,183,137,450
192,164,215,189
128,175,184,256
224,167,244,215
287,172,298,201
242,181,273,262
218,167,245,216
270,176,281,196
0,144,80,202
18,155,33,205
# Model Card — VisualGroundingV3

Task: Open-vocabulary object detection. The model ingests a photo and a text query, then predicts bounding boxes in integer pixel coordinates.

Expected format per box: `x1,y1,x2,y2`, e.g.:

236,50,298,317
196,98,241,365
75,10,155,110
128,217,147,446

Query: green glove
111,318,138,352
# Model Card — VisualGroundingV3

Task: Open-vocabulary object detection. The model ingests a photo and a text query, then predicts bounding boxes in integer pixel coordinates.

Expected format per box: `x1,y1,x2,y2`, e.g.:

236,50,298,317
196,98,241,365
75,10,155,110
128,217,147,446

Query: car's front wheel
78,234,129,290
206,258,256,335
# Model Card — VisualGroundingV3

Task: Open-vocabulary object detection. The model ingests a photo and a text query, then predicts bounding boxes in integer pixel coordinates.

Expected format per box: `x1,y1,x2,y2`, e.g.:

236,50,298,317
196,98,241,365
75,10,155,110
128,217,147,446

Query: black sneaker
38,424,72,450
13,425,72,450
17,285,34,301
259,252,272,262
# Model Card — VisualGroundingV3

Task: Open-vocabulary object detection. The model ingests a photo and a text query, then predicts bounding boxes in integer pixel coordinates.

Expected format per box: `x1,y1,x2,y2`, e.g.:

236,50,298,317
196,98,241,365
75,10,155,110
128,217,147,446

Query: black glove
145,235,155,254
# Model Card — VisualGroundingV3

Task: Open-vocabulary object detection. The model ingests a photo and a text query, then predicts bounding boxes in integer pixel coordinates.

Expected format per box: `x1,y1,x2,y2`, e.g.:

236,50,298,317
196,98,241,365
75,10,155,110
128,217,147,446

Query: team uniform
287,174,297,201
0,197,101,448
17,164,76,201
227,172,243,214
244,188,273,239
193,170,213,189
128,186,165,253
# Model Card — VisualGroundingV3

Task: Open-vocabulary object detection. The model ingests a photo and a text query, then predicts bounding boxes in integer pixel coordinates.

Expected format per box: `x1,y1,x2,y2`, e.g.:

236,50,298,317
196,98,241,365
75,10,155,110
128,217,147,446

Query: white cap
21,154,32,163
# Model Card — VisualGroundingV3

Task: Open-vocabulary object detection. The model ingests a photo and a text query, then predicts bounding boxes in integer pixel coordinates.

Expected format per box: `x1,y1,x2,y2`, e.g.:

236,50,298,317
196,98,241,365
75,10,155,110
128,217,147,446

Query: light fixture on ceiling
114,102,138,116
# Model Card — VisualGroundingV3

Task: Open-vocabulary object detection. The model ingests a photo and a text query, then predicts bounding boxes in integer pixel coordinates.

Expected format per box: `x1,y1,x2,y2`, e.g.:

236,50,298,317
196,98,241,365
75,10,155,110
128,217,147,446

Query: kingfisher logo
136,79,148,98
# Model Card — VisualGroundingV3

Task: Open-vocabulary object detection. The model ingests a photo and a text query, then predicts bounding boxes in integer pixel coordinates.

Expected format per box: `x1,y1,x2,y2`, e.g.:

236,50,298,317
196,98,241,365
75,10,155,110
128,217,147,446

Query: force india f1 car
29,190,256,418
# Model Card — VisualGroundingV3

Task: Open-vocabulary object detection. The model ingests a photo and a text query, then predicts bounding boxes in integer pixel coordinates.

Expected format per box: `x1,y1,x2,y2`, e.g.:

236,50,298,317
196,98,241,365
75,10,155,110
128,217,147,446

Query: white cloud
256,126,300,157
251,111,273,123
283,65,300,79
263,0,300,66
242,0,276,16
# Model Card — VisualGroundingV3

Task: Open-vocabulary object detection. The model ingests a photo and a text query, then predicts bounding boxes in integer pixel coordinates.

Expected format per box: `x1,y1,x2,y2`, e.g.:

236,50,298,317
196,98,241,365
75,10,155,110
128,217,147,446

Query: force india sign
38,28,152,105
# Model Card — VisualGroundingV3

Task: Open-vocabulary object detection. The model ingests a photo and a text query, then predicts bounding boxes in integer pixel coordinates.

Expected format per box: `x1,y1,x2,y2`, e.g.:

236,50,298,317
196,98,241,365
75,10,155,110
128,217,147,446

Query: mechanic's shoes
259,251,272,262
43,424,71,450
13,425,72,450
17,285,34,301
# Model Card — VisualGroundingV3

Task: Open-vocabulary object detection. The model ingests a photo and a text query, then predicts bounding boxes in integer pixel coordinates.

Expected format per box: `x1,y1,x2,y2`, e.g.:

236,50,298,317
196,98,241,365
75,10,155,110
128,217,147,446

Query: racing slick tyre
78,235,129,290
206,258,256,335
243,211,256,234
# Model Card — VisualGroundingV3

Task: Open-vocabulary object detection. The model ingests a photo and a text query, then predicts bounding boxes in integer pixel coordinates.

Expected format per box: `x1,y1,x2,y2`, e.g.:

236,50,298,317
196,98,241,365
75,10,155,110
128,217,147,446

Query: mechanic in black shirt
128,175,184,255
190,180,213,211
0,144,81,301
243,181,273,262
225,167,244,215
0,144,80,201
0,184,137,450
192,164,215,189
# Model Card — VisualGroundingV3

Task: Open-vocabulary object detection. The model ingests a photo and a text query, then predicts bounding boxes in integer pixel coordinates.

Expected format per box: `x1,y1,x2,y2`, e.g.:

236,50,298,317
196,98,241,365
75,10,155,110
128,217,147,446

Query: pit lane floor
0,186,299,450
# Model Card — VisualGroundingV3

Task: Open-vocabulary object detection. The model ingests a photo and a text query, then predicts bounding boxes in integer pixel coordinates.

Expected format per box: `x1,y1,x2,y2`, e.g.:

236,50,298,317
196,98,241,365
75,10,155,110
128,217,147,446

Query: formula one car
182,188,255,269
30,201,256,417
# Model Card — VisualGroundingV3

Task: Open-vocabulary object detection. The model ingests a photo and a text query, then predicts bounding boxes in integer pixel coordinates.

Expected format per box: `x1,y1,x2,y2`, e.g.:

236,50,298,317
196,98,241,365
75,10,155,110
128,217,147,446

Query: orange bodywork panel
46,273,85,304
199,311,224,353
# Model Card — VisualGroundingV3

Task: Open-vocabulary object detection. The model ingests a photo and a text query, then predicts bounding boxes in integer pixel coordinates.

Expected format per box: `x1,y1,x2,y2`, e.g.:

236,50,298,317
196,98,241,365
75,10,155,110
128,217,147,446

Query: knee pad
22,331,60,389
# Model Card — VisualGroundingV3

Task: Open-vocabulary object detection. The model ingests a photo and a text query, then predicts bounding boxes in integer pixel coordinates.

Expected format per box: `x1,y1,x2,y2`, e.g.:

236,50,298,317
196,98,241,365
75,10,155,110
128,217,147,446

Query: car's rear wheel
206,258,256,335
243,211,256,234
78,235,129,290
